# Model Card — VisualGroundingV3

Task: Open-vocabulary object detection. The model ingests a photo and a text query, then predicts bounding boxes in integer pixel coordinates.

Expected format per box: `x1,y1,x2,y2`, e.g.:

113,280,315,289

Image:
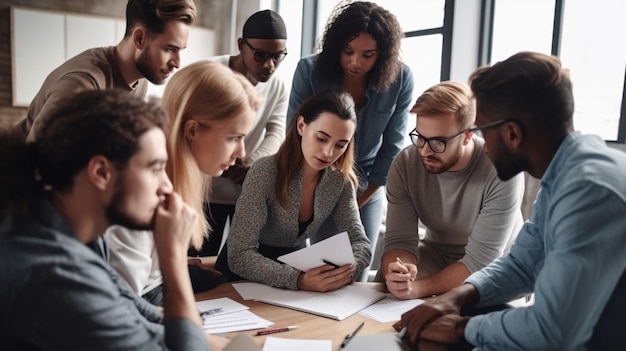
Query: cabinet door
11,7,65,106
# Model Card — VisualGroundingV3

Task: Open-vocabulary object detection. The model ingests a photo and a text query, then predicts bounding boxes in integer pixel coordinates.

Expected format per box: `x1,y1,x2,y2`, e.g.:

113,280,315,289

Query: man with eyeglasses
187,9,289,291
378,81,525,301
396,52,626,350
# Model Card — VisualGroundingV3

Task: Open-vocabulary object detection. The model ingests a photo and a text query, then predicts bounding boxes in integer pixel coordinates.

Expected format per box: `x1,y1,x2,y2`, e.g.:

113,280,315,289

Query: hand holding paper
277,232,355,271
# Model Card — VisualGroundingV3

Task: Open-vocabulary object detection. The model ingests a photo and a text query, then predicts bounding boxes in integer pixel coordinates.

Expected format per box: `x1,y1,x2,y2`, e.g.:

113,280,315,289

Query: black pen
340,321,364,348
322,259,341,268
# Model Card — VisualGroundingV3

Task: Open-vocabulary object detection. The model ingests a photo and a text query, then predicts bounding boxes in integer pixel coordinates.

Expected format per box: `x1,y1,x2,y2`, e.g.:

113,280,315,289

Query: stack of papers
233,282,386,320
197,297,274,334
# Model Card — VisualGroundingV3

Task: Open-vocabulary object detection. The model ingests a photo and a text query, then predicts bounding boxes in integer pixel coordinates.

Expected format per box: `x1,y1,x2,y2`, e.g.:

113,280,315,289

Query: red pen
255,326,298,336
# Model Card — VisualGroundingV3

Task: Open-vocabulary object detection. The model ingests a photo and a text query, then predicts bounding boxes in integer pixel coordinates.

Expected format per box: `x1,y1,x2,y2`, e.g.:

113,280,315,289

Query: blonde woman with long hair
215,89,371,292
105,61,260,308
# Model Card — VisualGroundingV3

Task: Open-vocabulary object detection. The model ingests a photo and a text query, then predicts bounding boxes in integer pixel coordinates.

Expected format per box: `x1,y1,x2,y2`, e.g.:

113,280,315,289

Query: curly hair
0,90,167,220
314,1,404,92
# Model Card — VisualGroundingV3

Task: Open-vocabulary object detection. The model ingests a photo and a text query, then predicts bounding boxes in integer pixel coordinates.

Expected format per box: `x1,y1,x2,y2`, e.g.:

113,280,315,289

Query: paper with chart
277,231,354,271
197,297,274,334
232,282,386,321
197,297,248,317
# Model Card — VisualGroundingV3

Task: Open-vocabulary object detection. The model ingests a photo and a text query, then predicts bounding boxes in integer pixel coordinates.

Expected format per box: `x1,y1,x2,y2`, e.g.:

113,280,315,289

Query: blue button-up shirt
465,132,626,350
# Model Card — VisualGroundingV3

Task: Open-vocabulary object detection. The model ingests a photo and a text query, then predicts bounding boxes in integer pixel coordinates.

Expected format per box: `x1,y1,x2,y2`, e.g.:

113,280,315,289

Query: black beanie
242,9,287,39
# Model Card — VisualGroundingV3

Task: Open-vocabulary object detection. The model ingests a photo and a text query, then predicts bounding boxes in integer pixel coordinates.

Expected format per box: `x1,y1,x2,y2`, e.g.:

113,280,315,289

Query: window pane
491,0,555,63
401,35,443,147
375,0,445,32
316,0,338,43
317,0,445,39
276,1,304,96
560,0,626,141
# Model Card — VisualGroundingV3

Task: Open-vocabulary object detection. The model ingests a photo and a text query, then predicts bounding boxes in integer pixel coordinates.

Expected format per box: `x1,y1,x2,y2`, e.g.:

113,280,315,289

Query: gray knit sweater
227,156,371,289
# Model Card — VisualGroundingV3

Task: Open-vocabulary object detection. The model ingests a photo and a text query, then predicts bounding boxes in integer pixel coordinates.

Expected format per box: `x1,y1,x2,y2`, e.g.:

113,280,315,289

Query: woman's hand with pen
385,257,419,300
296,262,355,292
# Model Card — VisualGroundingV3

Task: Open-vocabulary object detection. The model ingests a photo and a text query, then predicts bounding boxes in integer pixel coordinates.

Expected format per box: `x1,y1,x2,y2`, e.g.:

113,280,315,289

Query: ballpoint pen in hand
396,256,416,281
322,259,341,268
340,321,364,348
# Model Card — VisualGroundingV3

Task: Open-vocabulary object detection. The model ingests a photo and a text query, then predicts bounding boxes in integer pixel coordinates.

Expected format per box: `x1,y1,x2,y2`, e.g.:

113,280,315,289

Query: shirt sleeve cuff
163,318,210,351
464,315,482,346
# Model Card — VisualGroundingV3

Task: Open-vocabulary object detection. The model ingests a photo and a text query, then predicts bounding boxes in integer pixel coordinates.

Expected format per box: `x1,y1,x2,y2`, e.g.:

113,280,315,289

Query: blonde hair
162,61,261,250
411,81,476,129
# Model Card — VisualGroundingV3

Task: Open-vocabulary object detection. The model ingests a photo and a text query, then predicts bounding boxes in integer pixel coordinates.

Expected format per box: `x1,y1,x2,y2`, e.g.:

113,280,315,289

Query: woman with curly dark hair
287,1,414,281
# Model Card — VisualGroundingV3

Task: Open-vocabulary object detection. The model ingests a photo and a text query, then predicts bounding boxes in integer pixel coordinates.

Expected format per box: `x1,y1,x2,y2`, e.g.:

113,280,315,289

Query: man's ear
237,38,244,53
86,155,114,191
296,115,305,136
502,121,524,150
184,119,199,142
132,27,148,49
462,130,473,145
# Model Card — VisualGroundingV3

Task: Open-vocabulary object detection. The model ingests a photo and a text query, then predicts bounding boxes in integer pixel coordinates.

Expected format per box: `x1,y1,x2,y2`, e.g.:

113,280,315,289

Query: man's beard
490,136,527,181
136,47,165,85
105,177,155,231
421,148,462,174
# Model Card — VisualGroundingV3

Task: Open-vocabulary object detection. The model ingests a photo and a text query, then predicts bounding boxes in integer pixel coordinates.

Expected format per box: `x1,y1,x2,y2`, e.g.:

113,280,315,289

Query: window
486,0,626,143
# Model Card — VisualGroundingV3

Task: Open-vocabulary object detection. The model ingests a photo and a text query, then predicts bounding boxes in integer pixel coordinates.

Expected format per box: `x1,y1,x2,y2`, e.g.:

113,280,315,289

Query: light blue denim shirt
464,132,626,350
288,54,414,188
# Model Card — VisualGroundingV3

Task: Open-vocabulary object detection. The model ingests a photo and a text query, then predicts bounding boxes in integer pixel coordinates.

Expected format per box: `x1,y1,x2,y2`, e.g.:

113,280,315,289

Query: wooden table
195,282,446,351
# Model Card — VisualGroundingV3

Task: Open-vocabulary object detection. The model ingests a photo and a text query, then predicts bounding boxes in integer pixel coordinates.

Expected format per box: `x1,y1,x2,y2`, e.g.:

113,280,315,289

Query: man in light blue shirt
395,51,626,350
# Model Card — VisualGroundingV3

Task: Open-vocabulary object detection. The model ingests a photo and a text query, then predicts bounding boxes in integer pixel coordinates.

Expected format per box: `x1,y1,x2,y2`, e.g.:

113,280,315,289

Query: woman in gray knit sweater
215,90,371,291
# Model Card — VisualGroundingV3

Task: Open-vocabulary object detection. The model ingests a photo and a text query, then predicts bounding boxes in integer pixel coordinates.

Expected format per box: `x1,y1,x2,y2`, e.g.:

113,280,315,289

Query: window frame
479,0,626,144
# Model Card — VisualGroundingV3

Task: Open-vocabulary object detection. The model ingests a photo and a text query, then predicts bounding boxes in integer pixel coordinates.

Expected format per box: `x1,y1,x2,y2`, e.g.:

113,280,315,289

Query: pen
255,326,298,336
322,259,341,268
396,257,415,281
340,321,364,348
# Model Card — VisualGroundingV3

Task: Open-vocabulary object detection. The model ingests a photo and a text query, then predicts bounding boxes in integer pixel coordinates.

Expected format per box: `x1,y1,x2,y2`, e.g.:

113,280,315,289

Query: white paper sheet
196,297,249,317
277,231,354,271
232,282,386,320
232,282,279,300
262,337,332,351
358,295,425,323
202,309,274,334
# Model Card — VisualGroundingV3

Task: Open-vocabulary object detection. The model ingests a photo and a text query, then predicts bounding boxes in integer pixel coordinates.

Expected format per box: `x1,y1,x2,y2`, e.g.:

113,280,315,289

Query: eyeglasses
242,38,287,63
409,128,467,153
467,119,510,137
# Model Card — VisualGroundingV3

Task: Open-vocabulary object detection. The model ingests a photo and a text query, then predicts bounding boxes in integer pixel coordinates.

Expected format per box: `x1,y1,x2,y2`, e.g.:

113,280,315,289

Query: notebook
233,282,386,321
